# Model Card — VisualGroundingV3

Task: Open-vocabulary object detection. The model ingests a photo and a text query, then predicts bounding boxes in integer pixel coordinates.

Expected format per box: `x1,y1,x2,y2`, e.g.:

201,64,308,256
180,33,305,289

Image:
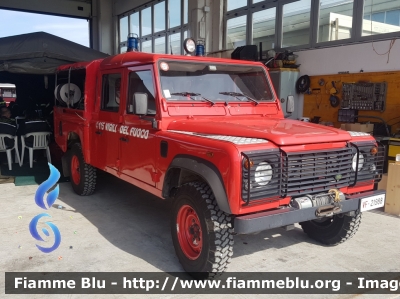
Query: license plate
360,194,385,212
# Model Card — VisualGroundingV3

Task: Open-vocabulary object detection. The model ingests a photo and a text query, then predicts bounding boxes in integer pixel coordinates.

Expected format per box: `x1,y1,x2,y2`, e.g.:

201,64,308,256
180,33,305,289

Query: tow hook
315,202,342,217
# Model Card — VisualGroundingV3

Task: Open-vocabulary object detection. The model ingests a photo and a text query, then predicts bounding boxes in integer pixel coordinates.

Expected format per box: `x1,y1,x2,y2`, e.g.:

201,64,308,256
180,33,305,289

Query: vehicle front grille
281,148,353,197
241,143,384,205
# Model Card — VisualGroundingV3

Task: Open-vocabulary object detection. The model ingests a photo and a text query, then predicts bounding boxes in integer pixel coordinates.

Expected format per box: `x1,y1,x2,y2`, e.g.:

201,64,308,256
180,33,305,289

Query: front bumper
234,190,386,234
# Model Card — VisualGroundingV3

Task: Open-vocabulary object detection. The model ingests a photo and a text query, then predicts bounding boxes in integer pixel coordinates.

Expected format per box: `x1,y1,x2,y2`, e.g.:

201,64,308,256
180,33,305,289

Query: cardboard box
344,123,374,133
384,162,400,216
377,174,388,190
388,138,400,158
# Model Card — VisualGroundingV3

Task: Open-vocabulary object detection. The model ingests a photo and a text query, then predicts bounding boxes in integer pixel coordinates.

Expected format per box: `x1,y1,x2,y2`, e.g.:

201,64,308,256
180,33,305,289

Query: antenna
168,9,173,54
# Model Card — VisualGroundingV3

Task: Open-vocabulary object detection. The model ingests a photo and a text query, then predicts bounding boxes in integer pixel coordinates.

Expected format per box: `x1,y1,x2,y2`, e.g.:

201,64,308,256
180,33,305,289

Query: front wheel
300,210,362,246
170,182,234,279
69,143,97,196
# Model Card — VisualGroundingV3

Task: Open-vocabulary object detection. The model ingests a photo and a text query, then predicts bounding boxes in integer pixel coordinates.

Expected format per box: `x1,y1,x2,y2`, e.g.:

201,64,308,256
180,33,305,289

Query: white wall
191,0,224,53
94,0,114,55
296,39,400,76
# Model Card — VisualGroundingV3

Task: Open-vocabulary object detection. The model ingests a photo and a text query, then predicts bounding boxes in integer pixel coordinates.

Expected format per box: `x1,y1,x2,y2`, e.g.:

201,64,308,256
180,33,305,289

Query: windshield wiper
171,92,215,106
219,91,259,105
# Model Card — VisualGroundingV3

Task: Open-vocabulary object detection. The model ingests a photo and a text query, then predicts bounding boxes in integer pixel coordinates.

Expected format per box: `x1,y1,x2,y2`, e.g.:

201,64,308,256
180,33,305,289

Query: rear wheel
300,210,362,246
69,143,97,196
170,182,234,279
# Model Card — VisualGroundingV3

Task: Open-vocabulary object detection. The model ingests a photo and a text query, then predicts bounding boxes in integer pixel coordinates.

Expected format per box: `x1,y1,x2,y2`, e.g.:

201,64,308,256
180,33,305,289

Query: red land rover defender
53,51,385,277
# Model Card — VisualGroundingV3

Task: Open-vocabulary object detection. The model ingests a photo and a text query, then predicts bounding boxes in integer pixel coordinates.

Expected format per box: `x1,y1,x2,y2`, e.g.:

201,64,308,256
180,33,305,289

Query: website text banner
5,272,400,294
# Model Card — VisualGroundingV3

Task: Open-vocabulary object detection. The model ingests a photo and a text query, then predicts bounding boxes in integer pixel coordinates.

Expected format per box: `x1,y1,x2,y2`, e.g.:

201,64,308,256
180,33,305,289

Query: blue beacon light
127,33,139,52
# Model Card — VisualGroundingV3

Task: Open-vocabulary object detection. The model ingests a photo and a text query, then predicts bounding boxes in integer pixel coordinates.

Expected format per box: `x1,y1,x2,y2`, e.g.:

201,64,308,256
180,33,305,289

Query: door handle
95,131,102,135
120,137,129,142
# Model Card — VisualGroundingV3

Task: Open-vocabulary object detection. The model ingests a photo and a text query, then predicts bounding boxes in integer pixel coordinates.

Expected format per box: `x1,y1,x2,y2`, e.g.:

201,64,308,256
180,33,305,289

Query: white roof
0,83,16,88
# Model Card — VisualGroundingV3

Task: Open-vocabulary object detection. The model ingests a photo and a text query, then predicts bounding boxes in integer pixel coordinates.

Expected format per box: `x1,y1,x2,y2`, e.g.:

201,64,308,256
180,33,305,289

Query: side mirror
134,92,148,115
286,95,295,113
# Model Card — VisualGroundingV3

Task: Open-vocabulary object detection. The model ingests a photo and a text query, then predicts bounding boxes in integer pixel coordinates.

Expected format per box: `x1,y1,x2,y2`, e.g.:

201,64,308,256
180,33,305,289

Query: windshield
158,61,274,103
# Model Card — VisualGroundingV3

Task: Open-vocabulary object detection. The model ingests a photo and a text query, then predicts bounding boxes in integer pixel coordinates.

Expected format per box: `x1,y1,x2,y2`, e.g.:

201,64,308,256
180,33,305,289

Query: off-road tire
69,143,97,196
170,182,234,279
300,210,362,246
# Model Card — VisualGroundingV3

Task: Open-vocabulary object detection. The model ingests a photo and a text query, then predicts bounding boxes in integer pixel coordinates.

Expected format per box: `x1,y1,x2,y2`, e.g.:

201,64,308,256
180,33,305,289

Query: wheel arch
61,132,82,177
163,155,232,214
67,132,81,149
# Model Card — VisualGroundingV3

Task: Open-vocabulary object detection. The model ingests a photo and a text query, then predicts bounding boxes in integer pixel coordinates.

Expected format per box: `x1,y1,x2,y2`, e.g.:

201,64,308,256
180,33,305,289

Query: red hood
167,118,352,146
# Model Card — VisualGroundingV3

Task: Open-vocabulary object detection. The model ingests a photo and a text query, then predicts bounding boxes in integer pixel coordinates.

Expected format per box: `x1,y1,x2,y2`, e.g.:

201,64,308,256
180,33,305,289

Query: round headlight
352,153,364,171
183,38,196,54
255,162,273,186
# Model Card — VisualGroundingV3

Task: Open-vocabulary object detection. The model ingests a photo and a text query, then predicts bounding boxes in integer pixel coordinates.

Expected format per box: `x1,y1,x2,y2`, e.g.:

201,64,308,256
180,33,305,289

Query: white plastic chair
20,132,51,168
0,134,20,170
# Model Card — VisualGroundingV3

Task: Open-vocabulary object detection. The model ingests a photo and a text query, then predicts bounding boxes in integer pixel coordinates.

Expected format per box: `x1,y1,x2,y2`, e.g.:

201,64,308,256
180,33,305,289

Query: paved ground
1,170,399,299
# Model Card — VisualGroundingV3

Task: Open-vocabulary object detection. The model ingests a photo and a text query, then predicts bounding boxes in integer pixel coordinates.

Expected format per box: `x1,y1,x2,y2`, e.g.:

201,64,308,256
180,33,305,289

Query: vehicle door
90,71,123,171
119,66,158,186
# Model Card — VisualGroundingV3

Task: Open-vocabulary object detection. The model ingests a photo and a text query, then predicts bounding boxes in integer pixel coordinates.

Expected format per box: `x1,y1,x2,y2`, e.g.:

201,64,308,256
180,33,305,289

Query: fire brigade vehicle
53,39,385,277
0,83,17,105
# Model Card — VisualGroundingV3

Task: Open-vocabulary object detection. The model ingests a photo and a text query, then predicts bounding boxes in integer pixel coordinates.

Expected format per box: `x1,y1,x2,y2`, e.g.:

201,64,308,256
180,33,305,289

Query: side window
127,70,156,115
101,73,121,112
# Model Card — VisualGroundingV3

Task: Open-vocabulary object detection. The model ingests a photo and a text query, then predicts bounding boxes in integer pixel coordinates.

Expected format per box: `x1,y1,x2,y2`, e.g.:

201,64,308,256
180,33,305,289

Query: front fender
164,155,232,214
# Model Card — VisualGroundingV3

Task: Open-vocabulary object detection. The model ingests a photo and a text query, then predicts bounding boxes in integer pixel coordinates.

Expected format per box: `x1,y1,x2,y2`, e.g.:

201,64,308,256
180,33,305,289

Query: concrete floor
1,170,399,299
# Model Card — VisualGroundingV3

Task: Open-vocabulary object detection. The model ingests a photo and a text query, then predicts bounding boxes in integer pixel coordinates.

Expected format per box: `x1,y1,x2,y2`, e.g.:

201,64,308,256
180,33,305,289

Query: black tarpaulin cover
0,32,108,74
